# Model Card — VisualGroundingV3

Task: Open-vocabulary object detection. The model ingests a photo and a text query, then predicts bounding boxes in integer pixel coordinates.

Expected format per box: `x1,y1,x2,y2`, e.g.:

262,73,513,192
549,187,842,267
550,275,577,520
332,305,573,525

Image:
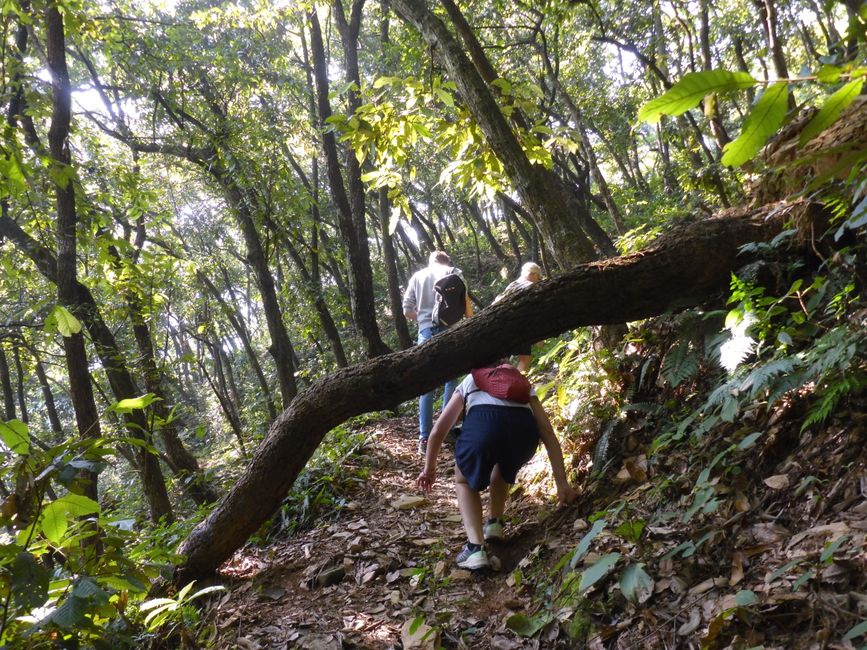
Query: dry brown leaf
677,608,702,636
449,569,473,581
786,521,850,550
400,618,438,649
391,496,426,510
734,492,751,512
688,576,729,596
625,455,648,483
763,474,790,490
730,552,745,586
751,523,790,544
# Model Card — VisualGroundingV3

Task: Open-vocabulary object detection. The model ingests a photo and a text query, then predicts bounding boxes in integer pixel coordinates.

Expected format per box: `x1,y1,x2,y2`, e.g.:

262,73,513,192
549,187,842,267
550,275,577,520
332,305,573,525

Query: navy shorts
454,405,540,491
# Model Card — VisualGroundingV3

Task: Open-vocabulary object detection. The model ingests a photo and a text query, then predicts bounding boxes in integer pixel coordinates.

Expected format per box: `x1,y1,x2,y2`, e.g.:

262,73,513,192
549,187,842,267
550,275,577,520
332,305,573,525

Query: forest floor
203,413,584,649
200,400,867,650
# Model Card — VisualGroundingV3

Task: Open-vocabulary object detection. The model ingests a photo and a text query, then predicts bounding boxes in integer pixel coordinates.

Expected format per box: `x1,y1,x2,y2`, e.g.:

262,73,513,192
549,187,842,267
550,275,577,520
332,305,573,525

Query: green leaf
408,615,424,635
844,619,867,641
614,519,646,543
792,569,813,591
638,70,756,123
41,501,70,545
505,612,548,637
800,78,865,145
0,419,30,454
721,82,788,167
59,493,100,517
816,65,842,84
766,558,804,582
139,597,177,612
491,78,512,95
735,589,759,606
11,552,50,609
112,393,159,414
578,552,621,593
569,518,606,568
189,585,226,601
737,431,763,450
820,535,849,562
41,494,100,545
47,594,87,629
50,305,82,337
619,562,654,603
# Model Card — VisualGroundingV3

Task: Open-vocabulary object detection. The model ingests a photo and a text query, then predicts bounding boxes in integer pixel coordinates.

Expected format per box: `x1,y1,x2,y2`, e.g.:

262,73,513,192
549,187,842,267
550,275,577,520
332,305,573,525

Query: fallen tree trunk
175,203,801,581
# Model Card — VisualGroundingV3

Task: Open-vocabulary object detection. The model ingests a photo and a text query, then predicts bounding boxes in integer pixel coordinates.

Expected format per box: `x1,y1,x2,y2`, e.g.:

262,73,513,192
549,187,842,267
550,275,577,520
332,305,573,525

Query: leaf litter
199,394,866,648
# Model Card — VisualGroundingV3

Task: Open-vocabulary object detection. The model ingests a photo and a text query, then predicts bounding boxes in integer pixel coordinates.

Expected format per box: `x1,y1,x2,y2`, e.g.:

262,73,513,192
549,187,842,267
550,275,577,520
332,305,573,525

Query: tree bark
12,343,28,424
390,0,599,268
46,4,103,507
699,0,731,151
757,0,790,80
0,345,15,420
34,355,63,435
465,201,508,263
379,189,413,349
217,177,298,406
197,270,279,417
129,298,220,505
312,5,391,358
174,203,795,580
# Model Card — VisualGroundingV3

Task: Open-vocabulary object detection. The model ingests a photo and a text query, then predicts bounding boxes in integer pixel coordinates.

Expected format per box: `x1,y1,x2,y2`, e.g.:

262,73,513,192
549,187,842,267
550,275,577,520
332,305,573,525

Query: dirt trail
207,415,576,649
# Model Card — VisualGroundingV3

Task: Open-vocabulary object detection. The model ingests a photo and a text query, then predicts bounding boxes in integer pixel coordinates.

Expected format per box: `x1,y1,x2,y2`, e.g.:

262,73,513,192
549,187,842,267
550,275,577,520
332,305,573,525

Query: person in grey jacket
403,251,473,454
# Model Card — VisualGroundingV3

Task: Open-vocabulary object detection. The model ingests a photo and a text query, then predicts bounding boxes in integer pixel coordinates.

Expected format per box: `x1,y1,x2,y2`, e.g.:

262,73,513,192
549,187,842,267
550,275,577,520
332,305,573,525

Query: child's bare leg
455,464,484,544
489,464,508,520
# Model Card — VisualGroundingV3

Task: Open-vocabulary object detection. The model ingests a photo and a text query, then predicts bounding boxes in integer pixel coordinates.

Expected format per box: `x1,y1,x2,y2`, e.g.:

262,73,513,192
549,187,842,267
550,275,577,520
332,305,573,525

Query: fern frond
802,374,866,431
661,340,700,387
719,333,755,373
740,357,801,397
705,379,739,407
767,368,808,405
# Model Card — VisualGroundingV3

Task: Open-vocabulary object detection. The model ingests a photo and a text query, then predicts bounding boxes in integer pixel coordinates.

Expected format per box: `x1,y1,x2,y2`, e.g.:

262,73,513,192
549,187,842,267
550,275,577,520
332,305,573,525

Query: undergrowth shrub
512,184,866,642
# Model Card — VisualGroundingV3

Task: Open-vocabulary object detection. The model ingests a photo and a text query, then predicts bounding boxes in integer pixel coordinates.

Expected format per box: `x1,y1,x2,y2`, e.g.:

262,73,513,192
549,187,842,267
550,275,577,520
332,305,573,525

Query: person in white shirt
493,262,542,372
415,362,577,570
403,251,473,454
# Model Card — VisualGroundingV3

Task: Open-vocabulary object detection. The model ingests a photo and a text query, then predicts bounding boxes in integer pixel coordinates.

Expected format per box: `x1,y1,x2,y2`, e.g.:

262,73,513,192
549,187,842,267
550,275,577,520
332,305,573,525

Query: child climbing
415,361,578,570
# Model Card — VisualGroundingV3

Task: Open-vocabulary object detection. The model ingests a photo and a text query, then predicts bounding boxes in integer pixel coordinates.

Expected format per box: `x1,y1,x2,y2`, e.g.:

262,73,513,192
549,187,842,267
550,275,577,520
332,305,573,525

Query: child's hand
557,484,578,505
416,470,436,493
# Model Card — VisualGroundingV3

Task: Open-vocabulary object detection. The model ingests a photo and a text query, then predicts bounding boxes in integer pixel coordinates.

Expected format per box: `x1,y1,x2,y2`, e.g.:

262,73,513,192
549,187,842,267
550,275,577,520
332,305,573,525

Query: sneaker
418,438,428,455
484,518,505,543
455,544,489,570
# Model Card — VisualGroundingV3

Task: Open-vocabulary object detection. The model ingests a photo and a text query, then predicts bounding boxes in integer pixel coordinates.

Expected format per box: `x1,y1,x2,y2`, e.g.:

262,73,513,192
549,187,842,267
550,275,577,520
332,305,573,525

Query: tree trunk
218,179,298,406
699,0,731,151
465,201,508,263
12,343,27,424
174,203,795,581
313,5,391,358
380,189,413,349
129,300,220,505
0,345,15,420
390,0,599,268
34,355,63,436
47,5,104,509
0,214,174,522
758,0,790,80
201,340,246,455
197,271,279,418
